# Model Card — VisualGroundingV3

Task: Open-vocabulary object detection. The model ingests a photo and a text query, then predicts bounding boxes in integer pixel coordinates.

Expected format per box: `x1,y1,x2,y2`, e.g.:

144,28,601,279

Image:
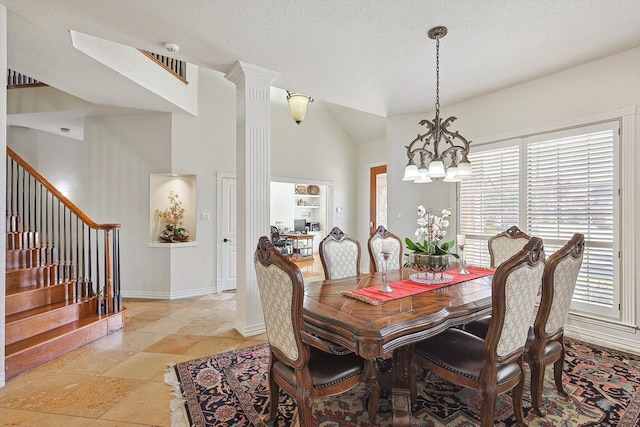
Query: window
459,141,520,267
459,121,619,319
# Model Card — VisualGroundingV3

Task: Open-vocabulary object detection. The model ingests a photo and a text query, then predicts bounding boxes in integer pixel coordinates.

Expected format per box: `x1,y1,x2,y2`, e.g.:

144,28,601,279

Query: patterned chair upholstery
465,233,585,417
527,233,585,415
367,225,403,273
488,225,531,268
413,238,545,427
319,227,361,280
254,236,379,425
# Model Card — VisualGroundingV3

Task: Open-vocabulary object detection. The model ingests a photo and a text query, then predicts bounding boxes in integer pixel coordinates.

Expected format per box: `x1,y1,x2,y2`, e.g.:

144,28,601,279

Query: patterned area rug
165,339,640,426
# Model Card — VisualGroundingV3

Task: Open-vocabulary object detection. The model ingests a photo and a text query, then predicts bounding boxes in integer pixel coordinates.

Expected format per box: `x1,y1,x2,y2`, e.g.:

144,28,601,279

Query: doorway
369,165,387,235
216,172,237,292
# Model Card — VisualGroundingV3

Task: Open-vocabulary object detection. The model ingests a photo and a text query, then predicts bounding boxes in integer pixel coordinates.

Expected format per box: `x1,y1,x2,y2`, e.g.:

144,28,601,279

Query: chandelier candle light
403,26,473,184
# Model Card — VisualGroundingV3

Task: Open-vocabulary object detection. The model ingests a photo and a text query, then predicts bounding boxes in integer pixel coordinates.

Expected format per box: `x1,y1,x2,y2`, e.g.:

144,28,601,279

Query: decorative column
225,61,280,336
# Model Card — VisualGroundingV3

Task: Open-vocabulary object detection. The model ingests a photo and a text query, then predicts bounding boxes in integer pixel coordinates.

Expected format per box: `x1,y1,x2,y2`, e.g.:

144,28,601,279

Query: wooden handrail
139,50,188,85
7,146,120,231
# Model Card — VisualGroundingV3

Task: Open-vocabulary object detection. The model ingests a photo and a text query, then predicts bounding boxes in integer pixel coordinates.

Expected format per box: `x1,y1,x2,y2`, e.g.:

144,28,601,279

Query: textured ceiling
4,0,640,142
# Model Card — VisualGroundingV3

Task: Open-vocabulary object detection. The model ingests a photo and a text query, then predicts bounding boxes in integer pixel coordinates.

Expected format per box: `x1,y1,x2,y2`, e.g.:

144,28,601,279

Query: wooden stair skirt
5,216,125,379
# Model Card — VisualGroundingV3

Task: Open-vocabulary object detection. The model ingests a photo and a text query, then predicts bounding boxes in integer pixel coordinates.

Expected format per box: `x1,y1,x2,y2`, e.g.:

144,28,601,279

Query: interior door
217,173,237,292
369,165,388,235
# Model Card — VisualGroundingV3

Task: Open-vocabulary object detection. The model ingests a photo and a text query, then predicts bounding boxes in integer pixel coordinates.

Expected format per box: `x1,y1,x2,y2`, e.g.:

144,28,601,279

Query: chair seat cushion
273,346,364,390
414,328,521,385
464,315,492,338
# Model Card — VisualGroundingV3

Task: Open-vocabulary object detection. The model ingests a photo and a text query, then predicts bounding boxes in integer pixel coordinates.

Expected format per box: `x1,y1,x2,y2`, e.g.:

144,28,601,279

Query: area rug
165,339,640,426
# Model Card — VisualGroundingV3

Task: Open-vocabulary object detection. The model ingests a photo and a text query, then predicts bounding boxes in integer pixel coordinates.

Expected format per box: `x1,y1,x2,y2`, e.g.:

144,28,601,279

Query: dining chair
488,225,531,268
254,236,379,425
367,225,403,273
413,237,545,427
464,233,584,416
319,226,361,279
464,225,533,341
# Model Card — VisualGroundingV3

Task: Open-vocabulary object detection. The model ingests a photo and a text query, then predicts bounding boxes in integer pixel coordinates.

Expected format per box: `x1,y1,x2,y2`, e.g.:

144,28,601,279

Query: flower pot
408,253,450,273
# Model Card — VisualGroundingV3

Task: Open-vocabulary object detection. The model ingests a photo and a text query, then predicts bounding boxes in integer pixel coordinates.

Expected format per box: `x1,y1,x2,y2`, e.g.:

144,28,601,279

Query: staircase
5,148,125,379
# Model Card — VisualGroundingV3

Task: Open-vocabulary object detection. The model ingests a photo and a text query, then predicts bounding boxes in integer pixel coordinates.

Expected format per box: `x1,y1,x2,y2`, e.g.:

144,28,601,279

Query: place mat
341,267,494,305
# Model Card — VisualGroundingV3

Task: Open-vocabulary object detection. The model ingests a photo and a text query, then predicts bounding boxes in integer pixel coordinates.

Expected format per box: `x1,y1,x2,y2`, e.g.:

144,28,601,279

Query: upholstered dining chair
467,233,585,416
488,225,532,268
413,237,545,427
319,226,361,280
367,225,403,273
253,236,379,426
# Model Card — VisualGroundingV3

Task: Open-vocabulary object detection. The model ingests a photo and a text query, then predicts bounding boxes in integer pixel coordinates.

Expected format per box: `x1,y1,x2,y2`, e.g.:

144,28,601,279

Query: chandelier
403,26,472,183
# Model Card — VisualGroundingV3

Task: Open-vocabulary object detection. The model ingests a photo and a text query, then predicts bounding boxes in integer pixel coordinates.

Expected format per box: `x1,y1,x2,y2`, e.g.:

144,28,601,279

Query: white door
217,173,237,292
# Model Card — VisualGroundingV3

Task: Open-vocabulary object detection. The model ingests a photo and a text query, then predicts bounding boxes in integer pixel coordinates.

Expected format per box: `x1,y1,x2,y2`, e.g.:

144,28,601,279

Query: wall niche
150,174,197,244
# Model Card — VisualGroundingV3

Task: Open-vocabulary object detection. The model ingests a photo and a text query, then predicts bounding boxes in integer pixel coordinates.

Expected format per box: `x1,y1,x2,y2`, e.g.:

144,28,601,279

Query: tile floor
0,255,325,426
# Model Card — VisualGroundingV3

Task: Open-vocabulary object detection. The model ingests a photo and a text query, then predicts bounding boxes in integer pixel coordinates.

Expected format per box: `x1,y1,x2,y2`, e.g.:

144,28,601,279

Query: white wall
271,91,358,237
355,136,385,271
8,127,85,205
270,181,295,228
84,112,174,297
386,46,640,352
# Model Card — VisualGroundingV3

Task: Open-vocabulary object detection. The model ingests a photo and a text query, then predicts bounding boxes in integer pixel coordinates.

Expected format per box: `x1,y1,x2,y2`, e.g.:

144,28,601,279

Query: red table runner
341,267,494,305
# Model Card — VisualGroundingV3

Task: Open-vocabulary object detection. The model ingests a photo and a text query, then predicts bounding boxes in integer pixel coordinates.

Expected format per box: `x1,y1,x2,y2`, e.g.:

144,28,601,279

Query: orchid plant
155,191,189,240
405,205,459,258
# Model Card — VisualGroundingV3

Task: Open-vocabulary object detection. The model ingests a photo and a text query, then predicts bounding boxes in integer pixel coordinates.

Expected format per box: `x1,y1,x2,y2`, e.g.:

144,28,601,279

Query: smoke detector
165,42,179,53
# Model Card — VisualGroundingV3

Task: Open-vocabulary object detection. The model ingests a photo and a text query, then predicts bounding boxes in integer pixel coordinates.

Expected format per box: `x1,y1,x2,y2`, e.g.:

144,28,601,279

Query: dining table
302,266,494,426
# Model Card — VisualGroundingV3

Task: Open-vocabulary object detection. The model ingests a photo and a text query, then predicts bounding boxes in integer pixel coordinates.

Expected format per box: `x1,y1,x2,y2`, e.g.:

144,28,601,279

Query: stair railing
6,147,122,316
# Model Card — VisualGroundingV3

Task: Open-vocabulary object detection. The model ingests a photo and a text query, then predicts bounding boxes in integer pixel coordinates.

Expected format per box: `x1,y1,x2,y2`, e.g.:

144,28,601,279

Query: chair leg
296,388,314,427
479,389,498,427
268,373,279,423
554,349,568,398
529,357,547,417
512,374,527,426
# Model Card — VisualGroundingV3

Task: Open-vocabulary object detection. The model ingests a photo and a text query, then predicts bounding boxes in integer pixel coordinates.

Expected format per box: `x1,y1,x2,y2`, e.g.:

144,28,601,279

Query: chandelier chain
435,35,440,117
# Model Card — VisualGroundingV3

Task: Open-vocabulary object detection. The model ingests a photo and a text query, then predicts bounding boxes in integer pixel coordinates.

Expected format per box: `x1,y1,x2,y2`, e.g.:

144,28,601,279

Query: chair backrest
488,225,532,268
535,233,585,339
367,226,403,272
254,236,307,368
319,227,361,280
270,226,280,243
485,237,545,361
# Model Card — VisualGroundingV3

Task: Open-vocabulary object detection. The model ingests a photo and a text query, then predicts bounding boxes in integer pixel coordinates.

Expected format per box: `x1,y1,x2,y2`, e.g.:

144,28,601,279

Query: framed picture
295,184,307,194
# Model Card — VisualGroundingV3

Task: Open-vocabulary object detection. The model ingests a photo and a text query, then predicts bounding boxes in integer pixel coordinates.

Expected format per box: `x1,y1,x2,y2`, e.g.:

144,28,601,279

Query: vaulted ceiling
4,0,640,143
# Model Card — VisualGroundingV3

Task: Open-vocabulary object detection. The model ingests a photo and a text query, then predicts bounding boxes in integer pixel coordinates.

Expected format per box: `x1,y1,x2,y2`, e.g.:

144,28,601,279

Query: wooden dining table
302,268,494,426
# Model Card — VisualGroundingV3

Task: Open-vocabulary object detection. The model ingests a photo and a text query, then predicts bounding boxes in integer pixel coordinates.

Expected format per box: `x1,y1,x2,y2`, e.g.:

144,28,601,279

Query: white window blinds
459,142,520,267
525,122,618,315
459,121,619,318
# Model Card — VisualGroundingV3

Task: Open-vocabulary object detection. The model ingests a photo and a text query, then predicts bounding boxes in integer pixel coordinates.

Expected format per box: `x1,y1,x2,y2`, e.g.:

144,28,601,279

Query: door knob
223,238,229,242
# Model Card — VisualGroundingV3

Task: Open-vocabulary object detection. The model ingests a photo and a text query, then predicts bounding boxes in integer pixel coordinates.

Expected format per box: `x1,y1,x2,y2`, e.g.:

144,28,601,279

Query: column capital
225,60,280,85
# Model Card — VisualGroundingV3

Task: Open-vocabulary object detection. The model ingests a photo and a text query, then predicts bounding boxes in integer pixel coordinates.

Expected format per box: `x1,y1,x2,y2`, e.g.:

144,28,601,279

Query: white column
225,61,280,336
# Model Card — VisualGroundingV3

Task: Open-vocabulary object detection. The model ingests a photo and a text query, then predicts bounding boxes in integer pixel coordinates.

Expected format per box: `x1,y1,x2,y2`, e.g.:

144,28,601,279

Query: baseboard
565,326,640,355
234,319,266,337
121,287,214,300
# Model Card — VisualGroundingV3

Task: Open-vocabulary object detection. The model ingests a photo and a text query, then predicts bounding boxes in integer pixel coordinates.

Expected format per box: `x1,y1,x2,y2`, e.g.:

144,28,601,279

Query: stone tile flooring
0,255,325,426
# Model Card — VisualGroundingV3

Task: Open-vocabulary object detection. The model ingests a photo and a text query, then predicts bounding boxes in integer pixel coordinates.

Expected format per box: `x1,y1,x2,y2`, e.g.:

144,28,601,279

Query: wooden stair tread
6,282,69,297
5,314,105,355
6,299,82,323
